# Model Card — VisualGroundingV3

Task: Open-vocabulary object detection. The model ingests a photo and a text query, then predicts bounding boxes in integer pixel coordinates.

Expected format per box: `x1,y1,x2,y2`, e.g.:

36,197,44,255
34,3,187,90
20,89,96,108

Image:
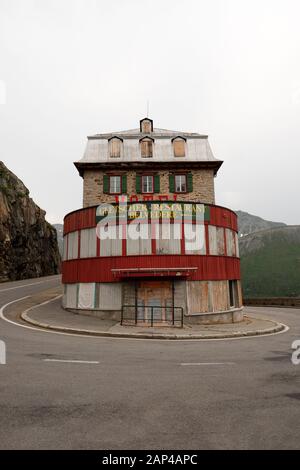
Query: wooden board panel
208,225,218,255
212,280,229,311
80,228,97,258
187,281,210,313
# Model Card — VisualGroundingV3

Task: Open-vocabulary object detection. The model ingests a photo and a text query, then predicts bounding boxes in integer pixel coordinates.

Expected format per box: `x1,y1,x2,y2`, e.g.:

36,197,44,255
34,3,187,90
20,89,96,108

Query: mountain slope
240,226,300,297
236,210,286,237
0,162,61,282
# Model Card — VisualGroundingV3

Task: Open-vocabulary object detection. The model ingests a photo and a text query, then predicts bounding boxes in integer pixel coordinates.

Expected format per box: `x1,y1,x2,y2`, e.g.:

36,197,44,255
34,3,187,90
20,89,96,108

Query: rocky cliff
0,162,60,282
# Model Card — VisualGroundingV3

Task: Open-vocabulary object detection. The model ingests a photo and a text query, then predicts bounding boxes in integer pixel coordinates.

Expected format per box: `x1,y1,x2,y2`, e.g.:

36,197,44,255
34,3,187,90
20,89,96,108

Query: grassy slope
240,228,300,297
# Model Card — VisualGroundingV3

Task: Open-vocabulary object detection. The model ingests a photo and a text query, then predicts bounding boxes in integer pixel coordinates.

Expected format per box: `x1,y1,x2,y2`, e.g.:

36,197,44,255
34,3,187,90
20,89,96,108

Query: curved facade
62,202,242,325
62,118,243,326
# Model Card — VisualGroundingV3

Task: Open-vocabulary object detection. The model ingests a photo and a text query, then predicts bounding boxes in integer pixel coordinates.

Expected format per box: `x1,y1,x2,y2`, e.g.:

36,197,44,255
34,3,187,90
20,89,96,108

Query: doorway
137,280,173,325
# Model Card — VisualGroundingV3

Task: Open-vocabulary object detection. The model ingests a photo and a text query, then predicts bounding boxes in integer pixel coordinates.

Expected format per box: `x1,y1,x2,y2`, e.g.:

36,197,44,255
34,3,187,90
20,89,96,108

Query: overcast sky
0,0,299,225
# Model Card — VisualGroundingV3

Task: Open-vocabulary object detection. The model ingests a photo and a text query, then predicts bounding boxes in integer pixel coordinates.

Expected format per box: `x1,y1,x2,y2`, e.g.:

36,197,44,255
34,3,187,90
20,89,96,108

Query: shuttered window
175,174,187,193
173,138,185,157
109,176,121,194
141,138,153,158
169,173,193,193
142,175,153,193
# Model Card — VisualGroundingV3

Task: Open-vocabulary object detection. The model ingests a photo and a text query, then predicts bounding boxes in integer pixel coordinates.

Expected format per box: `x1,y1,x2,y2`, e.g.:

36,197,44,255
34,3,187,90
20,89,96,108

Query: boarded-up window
141,119,152,133
156,224,181,254
67,231,79,260
229,280,239,307
127,224,152,255
173,138,185,157
100,232,122,257
98,283,122,310
109,138,121,158
63,235,68,261
64,284,78,309
80,228,97,258
78,283,95,309
185,223,206,254
216,227,225,255
235,233,239,258
225,228,235,256
141,138,153,158
208,225,218,255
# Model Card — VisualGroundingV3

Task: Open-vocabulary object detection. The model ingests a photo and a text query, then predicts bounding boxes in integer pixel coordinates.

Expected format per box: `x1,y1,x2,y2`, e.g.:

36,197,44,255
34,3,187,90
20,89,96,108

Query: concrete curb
21,297,287,340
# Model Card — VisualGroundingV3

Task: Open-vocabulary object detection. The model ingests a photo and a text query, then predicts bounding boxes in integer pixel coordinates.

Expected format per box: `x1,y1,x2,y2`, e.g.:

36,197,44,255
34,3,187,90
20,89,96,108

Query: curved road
0,275,300,450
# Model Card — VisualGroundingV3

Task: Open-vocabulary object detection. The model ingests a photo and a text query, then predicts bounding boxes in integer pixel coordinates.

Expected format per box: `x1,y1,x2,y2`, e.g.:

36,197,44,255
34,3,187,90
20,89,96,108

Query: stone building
62,118,243,325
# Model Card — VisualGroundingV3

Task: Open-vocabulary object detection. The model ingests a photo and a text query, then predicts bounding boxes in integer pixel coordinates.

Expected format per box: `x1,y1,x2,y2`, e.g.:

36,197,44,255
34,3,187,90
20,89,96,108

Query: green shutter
187,173,193,192
103,174,109,193
169,174,175,193
122,174,127,193
136,175,141,193
154,174,160,193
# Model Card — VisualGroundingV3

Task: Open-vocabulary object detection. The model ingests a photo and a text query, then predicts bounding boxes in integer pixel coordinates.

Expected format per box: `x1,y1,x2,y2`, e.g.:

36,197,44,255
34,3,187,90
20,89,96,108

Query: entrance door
137,281,173,325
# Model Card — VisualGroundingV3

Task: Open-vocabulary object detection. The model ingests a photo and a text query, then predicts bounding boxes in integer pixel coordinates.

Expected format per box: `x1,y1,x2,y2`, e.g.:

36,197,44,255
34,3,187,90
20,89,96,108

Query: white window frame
142,175,154,193
109,175,121,194
175,174,187,193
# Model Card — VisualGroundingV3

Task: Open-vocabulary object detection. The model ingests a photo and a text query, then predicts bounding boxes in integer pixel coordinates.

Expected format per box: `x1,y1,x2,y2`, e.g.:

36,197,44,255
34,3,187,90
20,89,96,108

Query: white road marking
0,296,31,324
0,294,290,343
0,277,59,293
181,362,236,366
43,359,99,364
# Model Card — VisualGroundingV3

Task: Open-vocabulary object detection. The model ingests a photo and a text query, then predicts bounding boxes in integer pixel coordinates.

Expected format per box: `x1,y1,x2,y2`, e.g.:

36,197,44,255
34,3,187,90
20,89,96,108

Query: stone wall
82,169,215,207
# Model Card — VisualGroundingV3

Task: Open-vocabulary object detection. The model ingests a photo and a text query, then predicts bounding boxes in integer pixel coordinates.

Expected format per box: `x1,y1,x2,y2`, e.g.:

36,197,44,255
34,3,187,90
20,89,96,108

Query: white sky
0,0,299,224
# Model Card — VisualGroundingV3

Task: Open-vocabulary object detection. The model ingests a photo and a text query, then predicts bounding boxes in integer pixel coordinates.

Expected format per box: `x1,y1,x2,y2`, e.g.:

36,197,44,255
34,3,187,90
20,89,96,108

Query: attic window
140,118,153,133
140,137,154,158
172,137,186,157
109,137,122,158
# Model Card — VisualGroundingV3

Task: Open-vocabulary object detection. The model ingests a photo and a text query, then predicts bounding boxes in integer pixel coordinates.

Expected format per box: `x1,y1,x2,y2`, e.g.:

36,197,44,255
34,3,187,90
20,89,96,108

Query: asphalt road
0,275,300,450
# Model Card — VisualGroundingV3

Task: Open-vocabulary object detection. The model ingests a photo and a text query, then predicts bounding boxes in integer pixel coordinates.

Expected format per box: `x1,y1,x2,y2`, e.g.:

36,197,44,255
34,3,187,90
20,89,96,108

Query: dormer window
172,136,186,157
108,136,123,158
140,117,153,133
140,136,154,158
